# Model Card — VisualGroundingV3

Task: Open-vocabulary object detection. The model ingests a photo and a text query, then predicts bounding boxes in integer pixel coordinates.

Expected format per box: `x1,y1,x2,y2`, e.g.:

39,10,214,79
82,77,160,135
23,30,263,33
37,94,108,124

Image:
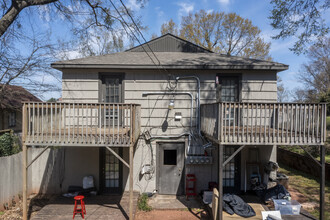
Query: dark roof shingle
0,84,40,110
52,34,288,71
52,52,288,71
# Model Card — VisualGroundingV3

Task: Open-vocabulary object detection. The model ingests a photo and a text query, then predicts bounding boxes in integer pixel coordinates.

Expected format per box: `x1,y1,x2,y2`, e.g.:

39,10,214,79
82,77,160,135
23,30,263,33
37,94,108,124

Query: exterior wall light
168,100,175,110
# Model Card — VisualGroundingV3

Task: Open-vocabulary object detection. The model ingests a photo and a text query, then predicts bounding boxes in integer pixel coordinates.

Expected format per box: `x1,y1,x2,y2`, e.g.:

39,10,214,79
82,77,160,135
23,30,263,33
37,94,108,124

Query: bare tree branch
0,0,58,37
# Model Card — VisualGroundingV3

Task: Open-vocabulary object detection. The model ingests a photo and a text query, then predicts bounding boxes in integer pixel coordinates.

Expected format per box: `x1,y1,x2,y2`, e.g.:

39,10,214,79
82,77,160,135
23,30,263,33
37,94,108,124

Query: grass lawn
316,155,330,163
278,163,330,219
280,116,330,163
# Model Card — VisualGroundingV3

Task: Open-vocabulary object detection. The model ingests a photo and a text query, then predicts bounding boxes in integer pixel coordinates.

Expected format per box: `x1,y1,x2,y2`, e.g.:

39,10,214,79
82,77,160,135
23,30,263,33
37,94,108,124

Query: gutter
51,64,289,71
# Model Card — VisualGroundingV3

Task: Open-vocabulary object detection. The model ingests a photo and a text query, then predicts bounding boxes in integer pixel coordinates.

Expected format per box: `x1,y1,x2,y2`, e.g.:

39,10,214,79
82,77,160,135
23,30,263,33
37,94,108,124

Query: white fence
0,148,64,210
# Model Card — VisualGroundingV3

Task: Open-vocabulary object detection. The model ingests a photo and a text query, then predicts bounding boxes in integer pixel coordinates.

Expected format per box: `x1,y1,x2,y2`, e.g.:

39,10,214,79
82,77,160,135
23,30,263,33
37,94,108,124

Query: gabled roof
52,52,288,71
52,34,289,71
126,33,212,53
0,84,40,110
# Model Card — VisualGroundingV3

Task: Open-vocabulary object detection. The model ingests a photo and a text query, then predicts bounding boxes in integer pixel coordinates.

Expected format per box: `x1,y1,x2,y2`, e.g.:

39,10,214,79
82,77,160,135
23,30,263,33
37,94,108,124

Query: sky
133,0,325,97
10,0,329,101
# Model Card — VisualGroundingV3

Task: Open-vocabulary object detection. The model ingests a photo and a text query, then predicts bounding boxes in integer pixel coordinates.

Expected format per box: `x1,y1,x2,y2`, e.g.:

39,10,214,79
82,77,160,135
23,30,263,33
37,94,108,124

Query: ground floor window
8,112,16,127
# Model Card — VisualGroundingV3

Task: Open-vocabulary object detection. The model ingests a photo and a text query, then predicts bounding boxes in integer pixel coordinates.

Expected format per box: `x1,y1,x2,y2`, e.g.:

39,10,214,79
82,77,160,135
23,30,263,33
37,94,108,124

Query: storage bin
273,199,301,215
203,191,213,204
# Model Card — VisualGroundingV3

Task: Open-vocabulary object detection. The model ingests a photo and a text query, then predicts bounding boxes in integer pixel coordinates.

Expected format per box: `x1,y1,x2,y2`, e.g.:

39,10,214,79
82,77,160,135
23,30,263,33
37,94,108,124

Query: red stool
186,174,197,199
73,195,86,219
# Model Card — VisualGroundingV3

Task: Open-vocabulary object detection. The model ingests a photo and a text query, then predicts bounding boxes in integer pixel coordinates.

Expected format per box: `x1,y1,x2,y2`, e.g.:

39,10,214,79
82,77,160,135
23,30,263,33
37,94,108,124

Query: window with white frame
8,112,16,127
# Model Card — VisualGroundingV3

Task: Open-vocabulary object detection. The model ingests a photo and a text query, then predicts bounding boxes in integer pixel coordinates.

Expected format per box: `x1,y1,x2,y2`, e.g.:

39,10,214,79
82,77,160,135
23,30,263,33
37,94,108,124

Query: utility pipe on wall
142,92,194,131
175,76,201,135
142,92,194,156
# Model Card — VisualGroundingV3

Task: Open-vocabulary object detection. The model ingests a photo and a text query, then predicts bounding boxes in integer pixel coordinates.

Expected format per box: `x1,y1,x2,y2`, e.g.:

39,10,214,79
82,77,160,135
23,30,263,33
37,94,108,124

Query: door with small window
157,142,185,195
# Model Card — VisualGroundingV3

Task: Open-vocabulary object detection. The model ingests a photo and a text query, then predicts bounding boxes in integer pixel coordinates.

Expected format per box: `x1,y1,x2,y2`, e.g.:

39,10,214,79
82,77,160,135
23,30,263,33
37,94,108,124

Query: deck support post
26,146,50,169
105,146,130,168
129,143,134,220
22,144,28,220
320,145,325,220
218,144,223,220
223,145,245,167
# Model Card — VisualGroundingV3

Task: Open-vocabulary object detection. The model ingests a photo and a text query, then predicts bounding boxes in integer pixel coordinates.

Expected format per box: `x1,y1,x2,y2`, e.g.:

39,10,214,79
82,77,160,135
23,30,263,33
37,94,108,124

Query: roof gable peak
126,33,212,53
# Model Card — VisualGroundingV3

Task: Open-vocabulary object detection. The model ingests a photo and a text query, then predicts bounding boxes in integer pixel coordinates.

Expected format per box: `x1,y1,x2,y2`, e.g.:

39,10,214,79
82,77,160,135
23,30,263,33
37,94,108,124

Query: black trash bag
223,194,256,218
263,184,290,202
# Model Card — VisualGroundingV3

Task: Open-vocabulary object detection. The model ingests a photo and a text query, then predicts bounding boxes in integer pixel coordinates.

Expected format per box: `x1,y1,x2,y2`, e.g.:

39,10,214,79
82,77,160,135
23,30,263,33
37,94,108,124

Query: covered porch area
30,192,139,220
21,102,141,220
200,102,327,220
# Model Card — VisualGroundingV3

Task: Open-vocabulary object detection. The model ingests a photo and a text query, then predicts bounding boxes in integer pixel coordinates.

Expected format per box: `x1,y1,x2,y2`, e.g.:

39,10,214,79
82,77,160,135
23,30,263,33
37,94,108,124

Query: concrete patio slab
31,192,139,220
148,194,203,210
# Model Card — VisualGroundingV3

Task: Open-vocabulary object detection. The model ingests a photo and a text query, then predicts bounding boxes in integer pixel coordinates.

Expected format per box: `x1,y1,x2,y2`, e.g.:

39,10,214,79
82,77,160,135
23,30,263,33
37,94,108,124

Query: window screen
102,76,122,126
221,77,238,102
105,78,121,103
164,150,177,165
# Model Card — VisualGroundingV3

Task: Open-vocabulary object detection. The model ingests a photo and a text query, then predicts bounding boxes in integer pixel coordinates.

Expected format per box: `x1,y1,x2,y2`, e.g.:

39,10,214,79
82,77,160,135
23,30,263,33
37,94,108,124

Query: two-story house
20,34,327,220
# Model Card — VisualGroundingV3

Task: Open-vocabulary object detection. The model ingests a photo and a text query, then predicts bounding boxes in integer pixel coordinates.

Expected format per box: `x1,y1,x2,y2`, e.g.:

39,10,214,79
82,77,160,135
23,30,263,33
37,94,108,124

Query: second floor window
101,75,123,126
220,76,239,102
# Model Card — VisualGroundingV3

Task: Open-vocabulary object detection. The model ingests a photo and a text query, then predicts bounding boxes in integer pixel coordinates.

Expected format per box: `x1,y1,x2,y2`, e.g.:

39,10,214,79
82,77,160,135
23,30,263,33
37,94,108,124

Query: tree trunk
0,0,59,37
0,2,23,37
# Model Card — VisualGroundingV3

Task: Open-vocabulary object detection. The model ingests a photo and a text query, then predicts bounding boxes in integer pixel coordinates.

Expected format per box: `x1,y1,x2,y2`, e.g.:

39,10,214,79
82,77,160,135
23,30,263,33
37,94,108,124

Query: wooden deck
22,102,141,147
201,102,327,145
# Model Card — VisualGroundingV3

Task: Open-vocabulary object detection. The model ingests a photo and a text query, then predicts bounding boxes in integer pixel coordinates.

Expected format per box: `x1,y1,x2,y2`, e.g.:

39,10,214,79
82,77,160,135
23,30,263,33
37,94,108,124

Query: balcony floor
205,125,323,145
25,127,132,147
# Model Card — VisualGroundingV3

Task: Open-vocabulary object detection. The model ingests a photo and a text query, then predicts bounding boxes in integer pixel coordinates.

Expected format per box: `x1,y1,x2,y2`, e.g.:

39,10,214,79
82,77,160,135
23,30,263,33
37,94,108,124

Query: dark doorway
99,147,123,194
157,142,185,195
223,146,241,194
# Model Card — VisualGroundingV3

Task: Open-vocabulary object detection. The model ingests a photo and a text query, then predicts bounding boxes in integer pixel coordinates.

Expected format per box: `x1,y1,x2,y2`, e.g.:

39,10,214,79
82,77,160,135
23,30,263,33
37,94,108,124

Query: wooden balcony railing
22,102,141,147
201,102,327,145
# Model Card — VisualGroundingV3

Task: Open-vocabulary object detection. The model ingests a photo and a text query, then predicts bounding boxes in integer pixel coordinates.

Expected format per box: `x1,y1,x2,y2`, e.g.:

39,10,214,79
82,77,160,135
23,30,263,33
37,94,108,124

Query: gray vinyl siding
61,69,278,129
61,68,278,193
62,69,100,103
241,71,277,102
124,70,216,135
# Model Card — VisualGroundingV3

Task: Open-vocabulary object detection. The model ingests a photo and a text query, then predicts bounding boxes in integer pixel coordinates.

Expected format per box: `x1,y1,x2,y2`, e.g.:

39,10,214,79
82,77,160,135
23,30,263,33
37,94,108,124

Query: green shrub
0,133,21,157
137,193,152,211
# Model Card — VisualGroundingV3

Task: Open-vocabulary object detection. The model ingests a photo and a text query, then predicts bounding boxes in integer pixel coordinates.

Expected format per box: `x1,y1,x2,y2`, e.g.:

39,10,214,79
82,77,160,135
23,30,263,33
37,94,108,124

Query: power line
108,0,160,68
109,0,170,132
119,0,162,66
116,0,177,90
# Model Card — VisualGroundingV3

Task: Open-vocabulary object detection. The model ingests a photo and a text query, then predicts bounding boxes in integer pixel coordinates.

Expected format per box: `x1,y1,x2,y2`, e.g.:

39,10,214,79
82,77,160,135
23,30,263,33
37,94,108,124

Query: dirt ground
135,208,211,220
